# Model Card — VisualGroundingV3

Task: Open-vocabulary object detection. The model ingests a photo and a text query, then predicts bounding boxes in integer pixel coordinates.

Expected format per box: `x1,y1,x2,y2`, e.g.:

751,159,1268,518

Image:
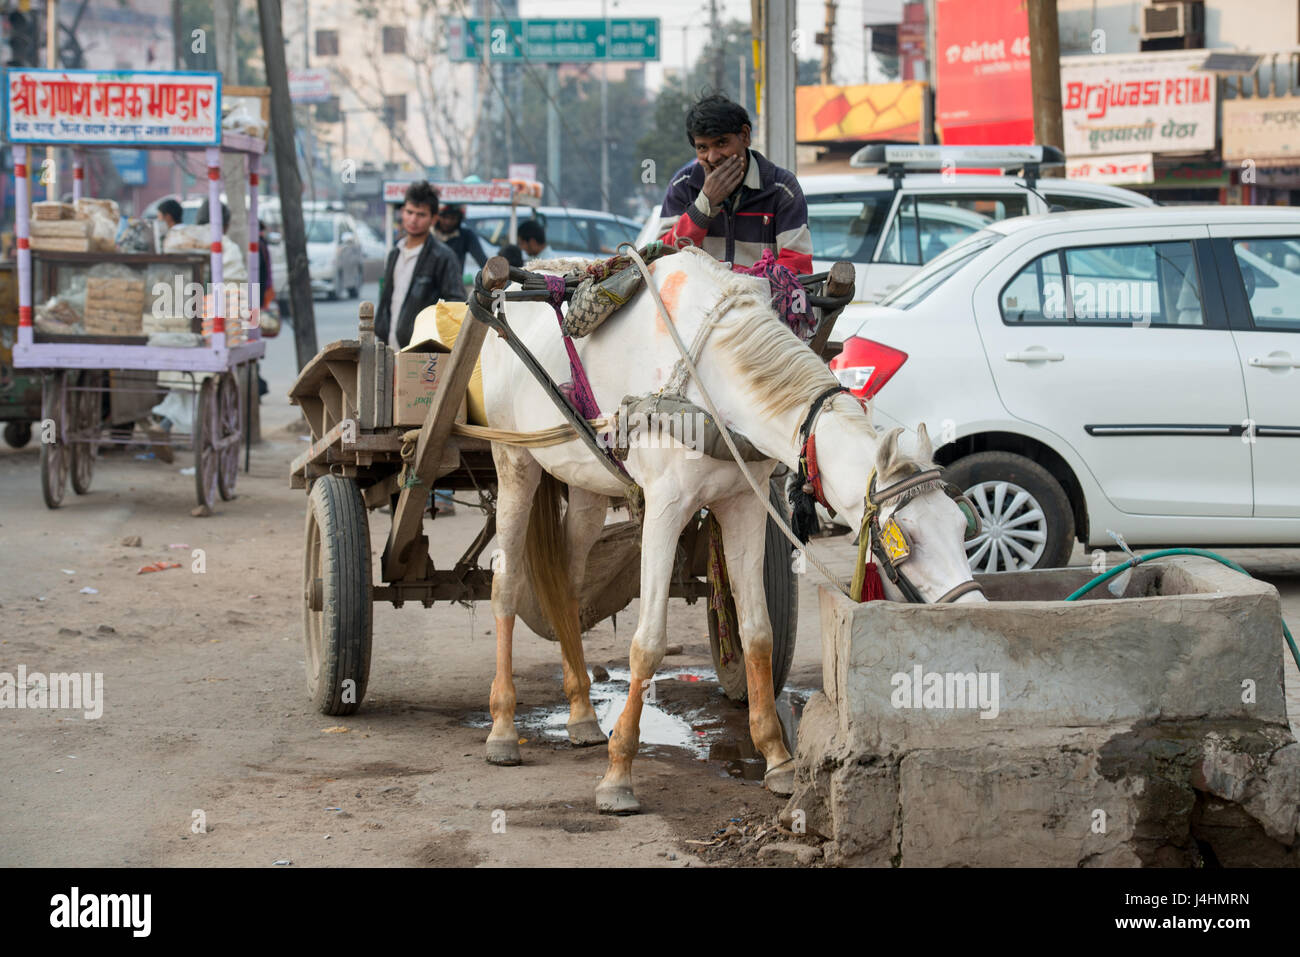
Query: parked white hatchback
829,205,1300,572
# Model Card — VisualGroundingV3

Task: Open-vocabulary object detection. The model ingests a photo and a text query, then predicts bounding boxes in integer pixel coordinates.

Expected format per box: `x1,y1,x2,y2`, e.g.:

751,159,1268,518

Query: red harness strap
801,433,831,510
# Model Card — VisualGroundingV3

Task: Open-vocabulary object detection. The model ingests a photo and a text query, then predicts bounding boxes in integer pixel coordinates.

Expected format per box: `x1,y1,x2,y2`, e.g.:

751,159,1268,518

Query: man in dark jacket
375,181,464,350
434,204,488,271
659,93,812,274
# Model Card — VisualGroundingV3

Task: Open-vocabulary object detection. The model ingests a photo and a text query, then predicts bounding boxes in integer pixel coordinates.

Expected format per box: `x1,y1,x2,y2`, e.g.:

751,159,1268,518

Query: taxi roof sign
850,144,1065,170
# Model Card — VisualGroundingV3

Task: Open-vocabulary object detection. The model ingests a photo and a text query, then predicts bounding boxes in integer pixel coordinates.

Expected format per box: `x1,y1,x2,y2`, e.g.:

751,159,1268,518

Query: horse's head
854,423,987,605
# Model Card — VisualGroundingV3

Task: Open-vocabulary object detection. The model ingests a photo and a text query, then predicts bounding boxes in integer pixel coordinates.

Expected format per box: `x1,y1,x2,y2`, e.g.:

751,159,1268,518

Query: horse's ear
875,427,904,481
915,422,933,464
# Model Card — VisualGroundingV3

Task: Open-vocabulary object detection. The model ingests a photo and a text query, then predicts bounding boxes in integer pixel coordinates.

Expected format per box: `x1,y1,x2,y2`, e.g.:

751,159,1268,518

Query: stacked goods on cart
162,225,210,253
83,277,146,336
28,199,120,253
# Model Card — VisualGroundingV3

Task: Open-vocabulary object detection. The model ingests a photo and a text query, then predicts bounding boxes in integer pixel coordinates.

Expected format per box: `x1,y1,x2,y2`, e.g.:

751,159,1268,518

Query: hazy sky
514,0,903,89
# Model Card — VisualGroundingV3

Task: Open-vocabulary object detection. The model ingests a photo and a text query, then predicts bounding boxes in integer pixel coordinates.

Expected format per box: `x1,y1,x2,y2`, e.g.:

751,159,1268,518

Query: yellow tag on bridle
879,517,911,564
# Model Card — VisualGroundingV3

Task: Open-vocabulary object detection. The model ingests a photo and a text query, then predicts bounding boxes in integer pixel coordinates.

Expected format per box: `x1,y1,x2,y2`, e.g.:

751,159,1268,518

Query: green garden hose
1064,547,1300,675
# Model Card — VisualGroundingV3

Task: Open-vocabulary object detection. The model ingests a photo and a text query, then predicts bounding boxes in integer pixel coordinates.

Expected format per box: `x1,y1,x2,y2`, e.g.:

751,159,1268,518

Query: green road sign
449,18,660,63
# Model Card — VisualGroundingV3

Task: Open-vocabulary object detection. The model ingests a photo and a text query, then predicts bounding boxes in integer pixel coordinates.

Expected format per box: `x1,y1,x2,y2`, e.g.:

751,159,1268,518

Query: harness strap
543,274,630,479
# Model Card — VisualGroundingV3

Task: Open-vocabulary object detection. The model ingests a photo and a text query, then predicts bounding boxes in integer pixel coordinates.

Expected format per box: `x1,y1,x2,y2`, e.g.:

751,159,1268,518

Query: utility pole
760,0,796,171
1027,0,1064,173
708,0,724,91
600,0,609,211
546,66,560,213
257,0,318,369
818,0,837,85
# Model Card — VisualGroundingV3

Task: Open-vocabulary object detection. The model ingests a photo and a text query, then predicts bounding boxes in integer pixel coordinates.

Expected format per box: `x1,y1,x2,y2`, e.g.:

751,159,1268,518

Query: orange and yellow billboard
795,81,925,143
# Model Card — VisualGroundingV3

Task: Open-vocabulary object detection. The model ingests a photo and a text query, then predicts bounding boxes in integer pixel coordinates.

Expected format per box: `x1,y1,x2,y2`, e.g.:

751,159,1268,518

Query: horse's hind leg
560,486,609,747
485,445,543,766
596,492,697,814
710,489,795,795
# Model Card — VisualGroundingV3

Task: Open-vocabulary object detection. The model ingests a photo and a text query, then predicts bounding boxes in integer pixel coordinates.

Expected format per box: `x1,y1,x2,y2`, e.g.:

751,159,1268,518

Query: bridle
858,466,986,604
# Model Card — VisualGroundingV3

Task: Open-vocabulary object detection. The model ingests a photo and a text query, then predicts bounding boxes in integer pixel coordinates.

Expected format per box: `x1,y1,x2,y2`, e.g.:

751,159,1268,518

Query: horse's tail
523,471,585,680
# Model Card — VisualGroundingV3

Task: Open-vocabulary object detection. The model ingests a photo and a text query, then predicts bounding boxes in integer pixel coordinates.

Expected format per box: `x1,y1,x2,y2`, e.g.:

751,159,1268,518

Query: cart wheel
216,371,239,501
303,474,373,715
39,372,69,509
71,371,101,496
193,377,219,508
4,421,32,448
707,483,799,703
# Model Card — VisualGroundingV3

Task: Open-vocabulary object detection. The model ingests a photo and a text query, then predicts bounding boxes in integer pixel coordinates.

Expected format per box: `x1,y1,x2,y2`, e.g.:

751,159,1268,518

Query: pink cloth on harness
732,248,816,342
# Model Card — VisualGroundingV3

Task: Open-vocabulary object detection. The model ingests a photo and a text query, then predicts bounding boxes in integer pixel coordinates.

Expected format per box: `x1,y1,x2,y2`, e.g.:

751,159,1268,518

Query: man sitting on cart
658,93,813,277
375,182,465,351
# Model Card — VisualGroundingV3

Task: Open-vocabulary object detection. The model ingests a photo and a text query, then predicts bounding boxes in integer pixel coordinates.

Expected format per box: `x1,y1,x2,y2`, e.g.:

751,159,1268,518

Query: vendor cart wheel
193,376,219,508
707,483,799,703
303,474,373,715
40,372,69,509
70,371,101,496
216,371,240,500
4,421,32,448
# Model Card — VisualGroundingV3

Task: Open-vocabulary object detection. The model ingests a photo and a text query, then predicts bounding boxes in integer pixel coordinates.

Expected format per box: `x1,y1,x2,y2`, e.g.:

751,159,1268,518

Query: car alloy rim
962,480,1048,573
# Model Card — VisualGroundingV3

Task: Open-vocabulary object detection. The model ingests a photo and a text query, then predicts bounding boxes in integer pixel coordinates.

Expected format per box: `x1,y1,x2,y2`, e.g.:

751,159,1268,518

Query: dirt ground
2,382,1298,868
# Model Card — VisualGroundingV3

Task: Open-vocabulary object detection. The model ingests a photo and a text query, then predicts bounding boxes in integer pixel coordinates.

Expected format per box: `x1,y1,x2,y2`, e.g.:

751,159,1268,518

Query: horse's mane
674,248,856,433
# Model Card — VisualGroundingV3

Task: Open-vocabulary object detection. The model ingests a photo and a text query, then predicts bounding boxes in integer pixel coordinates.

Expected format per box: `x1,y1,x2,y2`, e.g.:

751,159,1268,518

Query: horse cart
289,254,855,714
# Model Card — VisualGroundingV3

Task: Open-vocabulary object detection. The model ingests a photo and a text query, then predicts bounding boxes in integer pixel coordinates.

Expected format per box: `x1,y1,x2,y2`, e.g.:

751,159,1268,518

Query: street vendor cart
288,253,856,711
6,68,266,510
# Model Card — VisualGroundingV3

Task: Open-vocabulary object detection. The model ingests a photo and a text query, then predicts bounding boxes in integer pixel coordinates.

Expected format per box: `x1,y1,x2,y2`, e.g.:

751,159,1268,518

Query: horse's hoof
764,759,796,796
567,718,607,747
485,738,521,766
595,784,641,815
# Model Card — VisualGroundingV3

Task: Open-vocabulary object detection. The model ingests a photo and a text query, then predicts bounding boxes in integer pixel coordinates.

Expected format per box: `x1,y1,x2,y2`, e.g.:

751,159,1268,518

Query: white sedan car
829,205,1300,571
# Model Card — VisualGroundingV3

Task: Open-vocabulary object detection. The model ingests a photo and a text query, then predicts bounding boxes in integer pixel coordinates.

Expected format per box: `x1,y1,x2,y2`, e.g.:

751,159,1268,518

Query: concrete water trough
783,556,1300,867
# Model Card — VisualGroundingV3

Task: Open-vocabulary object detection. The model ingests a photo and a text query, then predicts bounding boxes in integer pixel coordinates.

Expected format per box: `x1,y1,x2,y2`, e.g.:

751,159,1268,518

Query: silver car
305,212,365,300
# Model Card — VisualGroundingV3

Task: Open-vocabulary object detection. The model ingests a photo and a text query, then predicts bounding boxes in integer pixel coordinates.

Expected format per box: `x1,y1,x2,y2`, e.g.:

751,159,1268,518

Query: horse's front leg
485,447,543,766
710,489,795,795
560,486,609,747
596,493,696,814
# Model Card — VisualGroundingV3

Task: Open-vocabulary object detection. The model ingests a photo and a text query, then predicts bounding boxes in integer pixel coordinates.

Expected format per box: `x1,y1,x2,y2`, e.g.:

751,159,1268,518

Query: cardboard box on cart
393,338,467,428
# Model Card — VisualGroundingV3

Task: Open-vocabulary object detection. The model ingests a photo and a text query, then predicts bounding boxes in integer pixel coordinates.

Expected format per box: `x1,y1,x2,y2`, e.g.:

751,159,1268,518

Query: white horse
479,245,983,814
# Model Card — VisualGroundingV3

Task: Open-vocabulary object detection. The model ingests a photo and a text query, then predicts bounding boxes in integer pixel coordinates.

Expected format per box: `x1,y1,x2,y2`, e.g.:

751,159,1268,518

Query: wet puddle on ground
464,666,809,780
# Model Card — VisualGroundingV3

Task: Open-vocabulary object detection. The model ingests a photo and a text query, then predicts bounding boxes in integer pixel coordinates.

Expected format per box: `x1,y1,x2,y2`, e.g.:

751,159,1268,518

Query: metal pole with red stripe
247,155,261,341
15,146,33,347
72,151,84,202
207,145,225,348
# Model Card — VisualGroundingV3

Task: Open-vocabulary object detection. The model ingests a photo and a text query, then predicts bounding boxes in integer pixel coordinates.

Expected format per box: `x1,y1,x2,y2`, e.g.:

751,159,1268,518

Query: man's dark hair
404,180,439,214
517,220,545,246
439,204,464,224
195,201,231,232
685,93,751,146
157,198,183,224
499,244,524,268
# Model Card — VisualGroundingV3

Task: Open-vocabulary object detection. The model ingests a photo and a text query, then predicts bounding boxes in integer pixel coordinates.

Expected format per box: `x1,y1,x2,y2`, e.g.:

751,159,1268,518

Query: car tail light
829,337,908,400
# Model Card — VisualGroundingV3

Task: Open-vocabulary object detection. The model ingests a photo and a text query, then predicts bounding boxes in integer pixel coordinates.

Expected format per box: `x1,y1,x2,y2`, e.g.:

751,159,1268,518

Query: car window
1001,241,1202,326
881,233,998,309
1231,238,1300,332
805,191,891,263
1042,193,1130,212
305,218,336,243
467,216,511,246
537,215,589,252
593,218,636,254
878,194,1028,266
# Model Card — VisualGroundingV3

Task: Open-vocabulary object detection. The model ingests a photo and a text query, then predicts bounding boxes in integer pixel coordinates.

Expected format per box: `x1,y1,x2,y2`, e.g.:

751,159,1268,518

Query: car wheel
944,451,1074,572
